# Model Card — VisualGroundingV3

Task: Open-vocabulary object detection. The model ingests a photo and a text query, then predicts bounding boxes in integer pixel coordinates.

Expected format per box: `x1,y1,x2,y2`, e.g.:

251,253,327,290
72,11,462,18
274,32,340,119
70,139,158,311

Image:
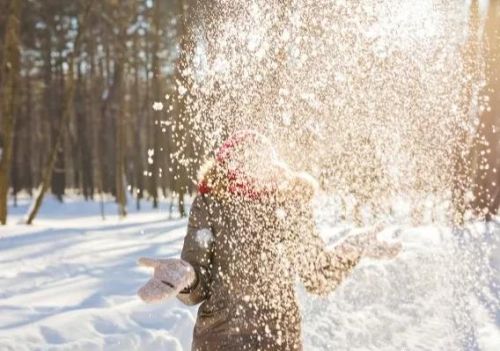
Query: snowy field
0,195,499,351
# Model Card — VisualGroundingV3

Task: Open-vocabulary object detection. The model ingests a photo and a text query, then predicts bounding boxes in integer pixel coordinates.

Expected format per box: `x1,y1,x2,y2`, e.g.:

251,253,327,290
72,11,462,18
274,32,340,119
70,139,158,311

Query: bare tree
0,0,21,225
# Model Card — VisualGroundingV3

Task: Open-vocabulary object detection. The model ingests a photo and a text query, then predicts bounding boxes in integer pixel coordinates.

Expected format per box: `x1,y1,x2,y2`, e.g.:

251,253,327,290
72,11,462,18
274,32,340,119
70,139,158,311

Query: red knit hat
199,130,280,199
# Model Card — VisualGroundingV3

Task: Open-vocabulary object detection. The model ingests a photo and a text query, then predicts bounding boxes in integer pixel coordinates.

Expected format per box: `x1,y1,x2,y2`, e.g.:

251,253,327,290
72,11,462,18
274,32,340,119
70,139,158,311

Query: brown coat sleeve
291,203,362,296
177,195,213,306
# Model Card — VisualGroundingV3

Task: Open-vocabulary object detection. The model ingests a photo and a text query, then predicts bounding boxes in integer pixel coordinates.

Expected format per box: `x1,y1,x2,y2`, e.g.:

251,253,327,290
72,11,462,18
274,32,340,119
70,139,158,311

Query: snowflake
195,228,214,248
275,208,287,221
152,102,164,111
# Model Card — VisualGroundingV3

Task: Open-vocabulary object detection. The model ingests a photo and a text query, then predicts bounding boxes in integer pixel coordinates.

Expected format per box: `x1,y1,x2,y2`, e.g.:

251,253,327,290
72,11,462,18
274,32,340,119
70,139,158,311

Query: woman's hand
137,258,197,304
346,225,402,260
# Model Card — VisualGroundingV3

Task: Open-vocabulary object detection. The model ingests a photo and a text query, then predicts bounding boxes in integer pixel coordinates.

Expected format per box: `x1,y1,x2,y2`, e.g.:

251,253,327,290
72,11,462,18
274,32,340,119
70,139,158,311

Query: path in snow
0,196,499,350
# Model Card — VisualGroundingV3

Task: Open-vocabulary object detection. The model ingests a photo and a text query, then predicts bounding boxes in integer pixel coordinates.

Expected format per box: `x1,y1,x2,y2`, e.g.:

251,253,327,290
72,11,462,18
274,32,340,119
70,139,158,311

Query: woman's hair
197,159,230,198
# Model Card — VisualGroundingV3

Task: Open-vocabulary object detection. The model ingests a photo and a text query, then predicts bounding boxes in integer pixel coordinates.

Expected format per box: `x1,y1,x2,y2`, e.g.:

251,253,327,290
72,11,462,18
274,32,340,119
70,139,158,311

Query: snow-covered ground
0,195,499,351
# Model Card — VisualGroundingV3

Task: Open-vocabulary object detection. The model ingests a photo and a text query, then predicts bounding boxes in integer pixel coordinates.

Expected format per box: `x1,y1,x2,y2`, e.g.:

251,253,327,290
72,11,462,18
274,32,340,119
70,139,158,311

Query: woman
138,130,401,351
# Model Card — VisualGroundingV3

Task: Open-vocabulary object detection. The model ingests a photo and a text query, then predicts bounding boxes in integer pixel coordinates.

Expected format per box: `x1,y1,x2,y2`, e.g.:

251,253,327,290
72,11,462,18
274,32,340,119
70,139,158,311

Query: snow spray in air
164,0,497,349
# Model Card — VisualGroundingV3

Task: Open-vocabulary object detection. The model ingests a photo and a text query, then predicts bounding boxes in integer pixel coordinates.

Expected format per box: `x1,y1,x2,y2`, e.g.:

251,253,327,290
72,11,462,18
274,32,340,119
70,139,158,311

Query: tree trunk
0,0,21,225
173,0,196,218
114,60,127,218
51,46,66,202
149,0,163,209
132,33,144,211
474,0,500,220
452,1,481,225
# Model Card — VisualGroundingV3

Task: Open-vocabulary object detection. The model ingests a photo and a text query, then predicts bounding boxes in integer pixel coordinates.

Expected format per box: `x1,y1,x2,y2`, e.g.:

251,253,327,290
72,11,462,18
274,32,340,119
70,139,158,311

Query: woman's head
199,130,317,201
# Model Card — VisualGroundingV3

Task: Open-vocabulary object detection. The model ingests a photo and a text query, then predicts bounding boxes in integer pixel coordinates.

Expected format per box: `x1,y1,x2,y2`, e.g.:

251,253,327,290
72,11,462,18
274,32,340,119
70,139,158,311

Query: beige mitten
137,258,197,303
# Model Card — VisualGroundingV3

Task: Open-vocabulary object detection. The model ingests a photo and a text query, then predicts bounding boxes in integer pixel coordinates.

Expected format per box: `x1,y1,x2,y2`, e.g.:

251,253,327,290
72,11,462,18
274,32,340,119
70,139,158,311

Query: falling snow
152,101,164,111
151,0,495,349
195,228,214,248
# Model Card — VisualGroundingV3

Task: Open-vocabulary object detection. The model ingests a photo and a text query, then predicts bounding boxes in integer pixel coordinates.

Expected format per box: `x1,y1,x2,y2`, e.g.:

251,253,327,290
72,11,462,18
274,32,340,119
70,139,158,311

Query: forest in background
0,0,202,224
0,0,499,225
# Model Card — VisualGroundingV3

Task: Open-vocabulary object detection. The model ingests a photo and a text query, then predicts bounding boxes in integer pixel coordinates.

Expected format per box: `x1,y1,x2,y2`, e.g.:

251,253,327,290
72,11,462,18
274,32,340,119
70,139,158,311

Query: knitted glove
137,258,197,304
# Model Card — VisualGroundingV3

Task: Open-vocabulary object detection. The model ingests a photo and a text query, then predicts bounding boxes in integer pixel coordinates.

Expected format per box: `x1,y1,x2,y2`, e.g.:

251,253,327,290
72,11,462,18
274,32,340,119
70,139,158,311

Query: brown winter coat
177,173,361,351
